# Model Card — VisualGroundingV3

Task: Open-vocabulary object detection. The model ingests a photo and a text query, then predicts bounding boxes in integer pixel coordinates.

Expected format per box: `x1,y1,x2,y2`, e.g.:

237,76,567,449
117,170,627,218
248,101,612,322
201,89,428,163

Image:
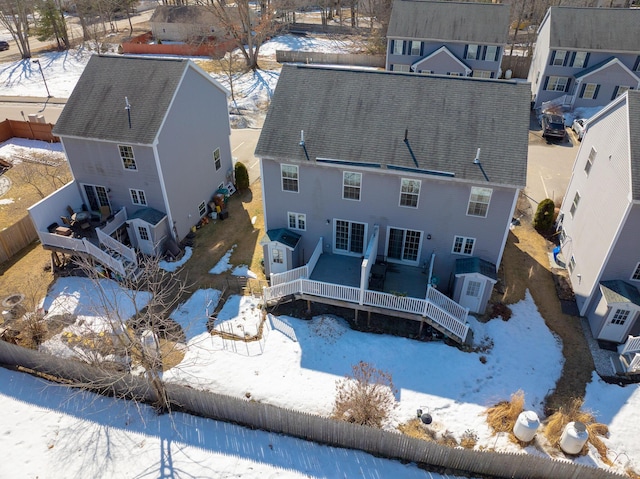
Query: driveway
525,111,580,210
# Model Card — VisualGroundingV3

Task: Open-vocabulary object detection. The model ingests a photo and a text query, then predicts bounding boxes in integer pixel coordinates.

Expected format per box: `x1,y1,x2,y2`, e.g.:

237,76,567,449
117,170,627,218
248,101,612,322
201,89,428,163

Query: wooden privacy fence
276,50,385,68
0,215,38,264
0,340,627,479
0,119,59,143
121,32,237,59
501,54,532,79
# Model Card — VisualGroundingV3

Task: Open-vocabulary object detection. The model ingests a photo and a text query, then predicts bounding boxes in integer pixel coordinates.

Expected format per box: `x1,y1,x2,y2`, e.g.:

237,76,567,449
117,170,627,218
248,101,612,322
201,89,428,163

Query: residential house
150,5,255,43
386,0,510,78
255,65,530,344
528,6,640,111
28,55,232,276
557,90,640,352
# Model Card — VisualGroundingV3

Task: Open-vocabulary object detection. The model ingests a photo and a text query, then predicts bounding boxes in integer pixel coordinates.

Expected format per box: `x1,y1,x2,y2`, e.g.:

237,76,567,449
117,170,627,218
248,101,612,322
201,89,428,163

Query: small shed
453,257,497,314
126,207,170,256
589,280,640,344
261,228,302,279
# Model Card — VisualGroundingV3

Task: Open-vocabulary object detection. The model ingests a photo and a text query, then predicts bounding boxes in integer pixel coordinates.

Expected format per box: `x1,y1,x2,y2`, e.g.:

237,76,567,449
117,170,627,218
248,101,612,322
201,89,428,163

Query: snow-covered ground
2,32,640,478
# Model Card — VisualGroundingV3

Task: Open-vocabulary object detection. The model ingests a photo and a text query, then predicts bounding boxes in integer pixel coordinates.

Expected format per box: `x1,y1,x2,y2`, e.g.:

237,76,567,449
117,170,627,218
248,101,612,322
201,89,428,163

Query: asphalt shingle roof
255,65,530,187
53,55,189,144
546,6,640,52
387,0,509,44
601,280,640,307
628,91,640,201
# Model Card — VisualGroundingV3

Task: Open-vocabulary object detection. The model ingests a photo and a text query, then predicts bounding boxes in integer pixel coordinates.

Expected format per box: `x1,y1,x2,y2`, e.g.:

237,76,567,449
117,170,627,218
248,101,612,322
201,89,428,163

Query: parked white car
572,118,587,141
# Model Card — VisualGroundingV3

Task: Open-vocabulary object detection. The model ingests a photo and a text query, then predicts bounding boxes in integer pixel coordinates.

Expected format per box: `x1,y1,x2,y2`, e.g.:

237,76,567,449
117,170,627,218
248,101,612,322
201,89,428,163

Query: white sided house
528,6,640,112
557,91,640,370
386,0,509,79
255,65,530,345
28,55,232,277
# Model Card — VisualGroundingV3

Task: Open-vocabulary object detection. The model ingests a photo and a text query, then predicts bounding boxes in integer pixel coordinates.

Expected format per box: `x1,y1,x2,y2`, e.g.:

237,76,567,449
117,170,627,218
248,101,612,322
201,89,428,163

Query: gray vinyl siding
262,158,515,293
572,63,638,109
61,137,165,213
156,67,232,240
527,20,551,101
387,40,501,76
559,100,631,314
602,206,640,282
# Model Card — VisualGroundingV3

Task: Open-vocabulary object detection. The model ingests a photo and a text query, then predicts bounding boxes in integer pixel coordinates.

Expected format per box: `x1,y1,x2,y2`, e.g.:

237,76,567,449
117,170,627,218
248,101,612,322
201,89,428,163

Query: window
611,309,630,326
466,280,482,297
272,248,283,264
552,50,567,66
546,76,569,92
198,201,206,216
420,70,433,75
399,178,420,207
137,226,149,241
568,255,576,273
130,189,147,206
281,164,299,192
448,72,462,76
466,44,479,60
632,263,640,281
613,86,630,99
571,51,588,68
472,70,492,78
484,45,498,61
392,64,410,72
392,40,404,55
343,171,362,200
570,191,580,217
467,187,492,217
119,145,136,170
585,147,596,175
581,83,599,100
288,212,306,230
213,148,221,171
410,41,421,56
452,236,475,255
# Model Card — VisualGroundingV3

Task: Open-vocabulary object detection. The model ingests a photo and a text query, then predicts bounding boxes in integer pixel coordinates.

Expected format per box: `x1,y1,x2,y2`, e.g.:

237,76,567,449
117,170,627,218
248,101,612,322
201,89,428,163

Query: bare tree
332,361,398,428
64,255,193,413
9,154,71,199
197,0,278,71
214,49,245,108
0,0,34,58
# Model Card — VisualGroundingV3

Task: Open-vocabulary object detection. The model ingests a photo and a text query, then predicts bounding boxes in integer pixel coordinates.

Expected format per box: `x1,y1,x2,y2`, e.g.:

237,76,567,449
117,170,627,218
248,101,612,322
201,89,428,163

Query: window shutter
579,83,586,98
482,46,487,60
476,47,481,60
611,86,619,101
542,76,549,90
584,53,590,68
420,42,424,56
494,47,500,62
569,52,576,67
402,41,407,55
565,78,572,93
633,56,640,71
390,40,394,54
463,45,468,59
563,53,570,67
593,84,600,99
549,50,556,65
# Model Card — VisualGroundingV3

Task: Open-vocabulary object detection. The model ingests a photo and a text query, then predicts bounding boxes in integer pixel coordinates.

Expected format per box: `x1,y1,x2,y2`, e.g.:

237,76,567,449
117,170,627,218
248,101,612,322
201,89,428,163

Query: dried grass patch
486,390,525,438
543,398,610,463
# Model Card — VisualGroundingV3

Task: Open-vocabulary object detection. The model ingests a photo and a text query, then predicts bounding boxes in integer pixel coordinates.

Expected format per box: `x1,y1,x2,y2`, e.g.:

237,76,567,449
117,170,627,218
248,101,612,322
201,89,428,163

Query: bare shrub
440,430,458,447
398,418,437,441
486,390,525,435
543,398,610,462
460,429,479,449
332,361,397,428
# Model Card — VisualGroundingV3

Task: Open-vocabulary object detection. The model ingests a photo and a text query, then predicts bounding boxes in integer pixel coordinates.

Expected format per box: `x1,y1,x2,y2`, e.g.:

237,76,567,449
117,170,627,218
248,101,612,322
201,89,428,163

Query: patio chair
60,215,74,227
99,205,112,222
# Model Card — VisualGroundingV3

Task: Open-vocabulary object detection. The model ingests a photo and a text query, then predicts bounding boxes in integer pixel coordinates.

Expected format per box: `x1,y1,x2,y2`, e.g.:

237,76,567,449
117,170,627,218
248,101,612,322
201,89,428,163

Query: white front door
135,224,154,256
599,308,635,343
459,277,484,313
269,246,287,275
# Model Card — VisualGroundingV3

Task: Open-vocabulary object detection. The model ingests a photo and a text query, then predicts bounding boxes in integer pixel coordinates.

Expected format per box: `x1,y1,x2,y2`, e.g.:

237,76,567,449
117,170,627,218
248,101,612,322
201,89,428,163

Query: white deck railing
427,286,469,323
97,228,137,265
264,278,469,343
621,335,640,356
40,232,86,251
628,354,640,373
100,208,127,236
83,240,126,276
360,226,379,296
306,237,323,276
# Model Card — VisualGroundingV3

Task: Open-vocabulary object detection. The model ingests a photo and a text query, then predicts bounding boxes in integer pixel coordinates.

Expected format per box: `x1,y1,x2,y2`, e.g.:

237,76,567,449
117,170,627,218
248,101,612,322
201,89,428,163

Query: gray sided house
386,0,509,79
558,90,640,347
255,65,529,331
528,7,640,111
28,55,232,276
